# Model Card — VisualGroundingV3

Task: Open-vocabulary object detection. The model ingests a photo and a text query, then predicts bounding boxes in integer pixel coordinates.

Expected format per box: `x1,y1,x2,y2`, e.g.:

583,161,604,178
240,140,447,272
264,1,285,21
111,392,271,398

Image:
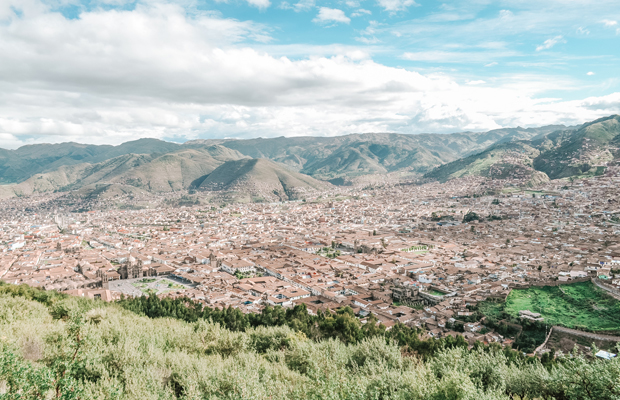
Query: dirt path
592,278,620,301
552,326,620,342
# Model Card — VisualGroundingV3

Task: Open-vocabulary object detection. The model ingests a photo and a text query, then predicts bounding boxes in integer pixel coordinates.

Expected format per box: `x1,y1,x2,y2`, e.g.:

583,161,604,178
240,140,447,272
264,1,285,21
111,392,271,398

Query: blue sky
0,0,618,147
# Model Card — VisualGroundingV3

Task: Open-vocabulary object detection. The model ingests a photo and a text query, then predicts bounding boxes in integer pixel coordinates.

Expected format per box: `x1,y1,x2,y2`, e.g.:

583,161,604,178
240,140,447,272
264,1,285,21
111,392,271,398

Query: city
2,166,619,357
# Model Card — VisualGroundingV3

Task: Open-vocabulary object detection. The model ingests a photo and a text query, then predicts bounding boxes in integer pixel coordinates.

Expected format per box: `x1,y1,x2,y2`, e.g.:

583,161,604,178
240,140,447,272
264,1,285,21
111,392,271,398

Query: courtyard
108,276,194,296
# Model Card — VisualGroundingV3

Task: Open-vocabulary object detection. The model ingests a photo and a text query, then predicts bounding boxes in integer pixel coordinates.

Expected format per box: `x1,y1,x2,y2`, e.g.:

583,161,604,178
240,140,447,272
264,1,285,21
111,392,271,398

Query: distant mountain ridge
423,115,620,184
0,145,247,199
0,117,616,200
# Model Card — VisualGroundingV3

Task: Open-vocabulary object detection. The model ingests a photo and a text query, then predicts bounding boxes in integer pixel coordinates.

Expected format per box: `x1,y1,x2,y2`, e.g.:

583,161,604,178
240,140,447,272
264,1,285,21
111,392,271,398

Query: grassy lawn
315,247,341,259
478,301,504,320
503,282,620,332
166,282,185,289
132,283,147,289
427,290,445,297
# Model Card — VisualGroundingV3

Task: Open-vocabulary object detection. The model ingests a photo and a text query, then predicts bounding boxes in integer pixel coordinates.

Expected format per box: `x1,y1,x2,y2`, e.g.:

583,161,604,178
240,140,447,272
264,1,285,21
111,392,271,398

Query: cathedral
119,259,144,279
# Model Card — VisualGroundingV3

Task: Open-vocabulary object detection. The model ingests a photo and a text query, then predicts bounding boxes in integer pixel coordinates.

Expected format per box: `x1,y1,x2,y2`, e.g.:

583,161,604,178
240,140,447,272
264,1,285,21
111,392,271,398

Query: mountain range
424,115,620,184
0,115,618,200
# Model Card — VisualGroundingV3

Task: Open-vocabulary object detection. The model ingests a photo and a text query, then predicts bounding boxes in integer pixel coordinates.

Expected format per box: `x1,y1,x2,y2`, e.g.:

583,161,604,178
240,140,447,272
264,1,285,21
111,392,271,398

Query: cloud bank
0,1,618,148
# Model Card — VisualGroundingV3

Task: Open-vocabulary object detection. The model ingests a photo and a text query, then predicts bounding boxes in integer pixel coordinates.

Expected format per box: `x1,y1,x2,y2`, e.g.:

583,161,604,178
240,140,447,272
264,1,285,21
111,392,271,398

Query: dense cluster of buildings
1,167,620,346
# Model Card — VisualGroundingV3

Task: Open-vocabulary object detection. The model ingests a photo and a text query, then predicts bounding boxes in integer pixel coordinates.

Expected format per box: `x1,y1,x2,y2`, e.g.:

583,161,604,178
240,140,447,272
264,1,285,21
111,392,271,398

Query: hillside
1,118,616,199
185,125,565,179
0,145,246,199
423,115,620,185
423,142,550,187
195,158,330,202
533,115,620,179
0,138,181,185
0,283,618,400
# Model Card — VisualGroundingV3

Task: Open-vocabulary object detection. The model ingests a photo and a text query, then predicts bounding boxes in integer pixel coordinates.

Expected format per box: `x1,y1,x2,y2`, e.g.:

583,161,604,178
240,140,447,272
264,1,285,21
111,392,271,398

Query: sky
0,0,619,148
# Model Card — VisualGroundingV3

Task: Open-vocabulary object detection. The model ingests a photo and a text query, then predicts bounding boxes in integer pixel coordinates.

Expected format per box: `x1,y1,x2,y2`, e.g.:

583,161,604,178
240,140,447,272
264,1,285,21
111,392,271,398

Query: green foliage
1,284,620,399
401,245,428,252
475,282,620,352
315,247,341,259
0,282,68,307
504,282,620,332
463,211,482,223
234,270,254,279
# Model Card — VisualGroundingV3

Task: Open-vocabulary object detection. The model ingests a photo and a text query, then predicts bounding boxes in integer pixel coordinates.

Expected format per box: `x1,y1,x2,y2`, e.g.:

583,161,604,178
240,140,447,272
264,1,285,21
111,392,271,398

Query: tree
463,211,480,223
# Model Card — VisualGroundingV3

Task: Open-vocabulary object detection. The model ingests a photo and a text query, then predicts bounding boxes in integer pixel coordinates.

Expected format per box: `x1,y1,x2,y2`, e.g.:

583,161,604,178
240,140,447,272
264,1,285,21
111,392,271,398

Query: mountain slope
186,126,566,180
0,138,181,184
0,124,569,188
423,142,547,184
423,115,620,185
196,158,330,202
0,119,609,196
533,115,620,179
300,141,445,179
0,145,246,199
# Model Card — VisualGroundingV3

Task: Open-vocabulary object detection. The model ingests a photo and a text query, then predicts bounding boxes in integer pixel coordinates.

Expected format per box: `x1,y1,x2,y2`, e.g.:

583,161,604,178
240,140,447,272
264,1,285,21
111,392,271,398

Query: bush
1,284,619,399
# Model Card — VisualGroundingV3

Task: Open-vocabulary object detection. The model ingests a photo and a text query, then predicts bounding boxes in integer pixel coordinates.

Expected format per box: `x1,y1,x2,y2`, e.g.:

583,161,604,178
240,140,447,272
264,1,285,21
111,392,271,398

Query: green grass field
478,301,504,319
503,282,620,332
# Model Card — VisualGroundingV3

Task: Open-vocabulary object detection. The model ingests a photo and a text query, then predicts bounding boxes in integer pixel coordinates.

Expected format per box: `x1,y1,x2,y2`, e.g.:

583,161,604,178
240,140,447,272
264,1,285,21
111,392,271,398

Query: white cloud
355,36,380,44
280,0,314,12
485,62,498,67
351,9,372,17
499,10,513,19
587,71,595,75
313,7,350,24
356,20,380,43
601,19,617,27
536,35,565,51
576,27,590,35
0,1,618,149
377,0,416,12
246,0,271,8
402,50,516,63
466,80,486,85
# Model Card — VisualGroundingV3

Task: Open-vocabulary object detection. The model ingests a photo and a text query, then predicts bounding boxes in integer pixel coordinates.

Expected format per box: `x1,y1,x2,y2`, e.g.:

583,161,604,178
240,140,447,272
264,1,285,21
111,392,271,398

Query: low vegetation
503,282,620,332
315,247,341,259
470,282,620,352
1,283,619,400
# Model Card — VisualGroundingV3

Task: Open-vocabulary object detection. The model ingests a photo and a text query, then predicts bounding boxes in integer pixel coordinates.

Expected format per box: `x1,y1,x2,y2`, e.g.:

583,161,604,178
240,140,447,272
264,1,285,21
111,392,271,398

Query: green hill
533,115,620,179
423,142,550,187
196,158,330,202
1,118,615,197
0,283,618,400
423,115,620,185
186,126,565,180
0,139,181,185
0,145,246,199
